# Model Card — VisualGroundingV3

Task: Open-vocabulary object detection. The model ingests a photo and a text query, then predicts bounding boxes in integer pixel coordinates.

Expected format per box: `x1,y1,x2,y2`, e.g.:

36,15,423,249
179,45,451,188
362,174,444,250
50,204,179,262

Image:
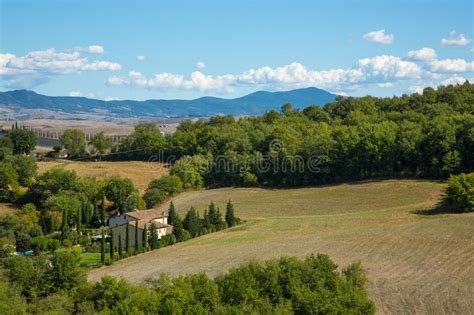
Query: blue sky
1,0,473,100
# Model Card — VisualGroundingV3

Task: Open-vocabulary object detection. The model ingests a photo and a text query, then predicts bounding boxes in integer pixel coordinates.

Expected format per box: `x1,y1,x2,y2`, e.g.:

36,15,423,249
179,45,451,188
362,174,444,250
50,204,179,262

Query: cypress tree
100,195,106,226
208,201,223,229
142,223,148,252
168,202,177,225
203,209,211,230
77,206,82,233
100,229,105,264
125,222,130,255
215,207,223,230
118,234,123,258
61,208,69,238
92,201,99,225
110,229,114,260
172,215,186,242
134,219,139,253
81,201,86,227
183,207,201,237
150,223,158,250
225,200,236,227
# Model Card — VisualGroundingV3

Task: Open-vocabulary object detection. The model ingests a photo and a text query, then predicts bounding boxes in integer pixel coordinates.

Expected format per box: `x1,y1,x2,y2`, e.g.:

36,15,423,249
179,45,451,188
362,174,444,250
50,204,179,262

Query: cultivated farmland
37,160,168,193
88,179,474,315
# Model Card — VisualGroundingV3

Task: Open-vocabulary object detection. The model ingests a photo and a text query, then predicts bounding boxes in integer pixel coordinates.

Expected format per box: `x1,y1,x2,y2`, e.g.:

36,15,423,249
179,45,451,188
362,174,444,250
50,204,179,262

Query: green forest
113,82,473,188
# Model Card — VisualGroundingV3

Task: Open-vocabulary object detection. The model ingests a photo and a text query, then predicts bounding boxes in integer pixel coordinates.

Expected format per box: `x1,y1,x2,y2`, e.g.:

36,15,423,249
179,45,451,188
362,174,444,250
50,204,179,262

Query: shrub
442,172,474,212
143,188,166,208
148,175,183,196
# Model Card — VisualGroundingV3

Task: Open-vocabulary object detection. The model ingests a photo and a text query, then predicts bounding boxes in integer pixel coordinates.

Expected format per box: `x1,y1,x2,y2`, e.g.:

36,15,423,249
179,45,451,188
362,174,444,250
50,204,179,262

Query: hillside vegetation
89,179,474,314
112,82,473,189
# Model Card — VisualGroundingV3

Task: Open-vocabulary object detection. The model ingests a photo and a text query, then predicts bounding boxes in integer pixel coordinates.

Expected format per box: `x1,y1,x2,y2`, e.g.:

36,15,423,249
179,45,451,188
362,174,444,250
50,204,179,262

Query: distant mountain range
0,87,338,119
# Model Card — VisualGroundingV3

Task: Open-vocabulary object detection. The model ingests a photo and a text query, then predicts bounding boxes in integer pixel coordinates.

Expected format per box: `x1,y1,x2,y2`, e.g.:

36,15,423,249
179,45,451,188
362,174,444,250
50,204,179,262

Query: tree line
108,82,473,188
1,252,374,314
101,201,240,265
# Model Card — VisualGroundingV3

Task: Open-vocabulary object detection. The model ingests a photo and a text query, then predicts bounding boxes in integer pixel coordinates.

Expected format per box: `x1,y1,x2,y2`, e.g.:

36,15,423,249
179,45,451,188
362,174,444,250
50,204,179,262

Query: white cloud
440,75,467,86
107,75,130,86
357,55,422,79
430,58,474,72
408,84,427,94
195,62,206,69
0,47,121,88
377,82,393,88
86,45,105,54
69,90,82,97
136,55,146,61
363,29,394,44
441,31,471,46
407,48,437,61
107,56,425,93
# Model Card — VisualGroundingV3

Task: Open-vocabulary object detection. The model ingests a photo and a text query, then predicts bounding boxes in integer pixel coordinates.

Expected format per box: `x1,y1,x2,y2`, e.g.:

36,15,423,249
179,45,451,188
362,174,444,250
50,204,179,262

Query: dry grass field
88,179,474,315
38,160,168,193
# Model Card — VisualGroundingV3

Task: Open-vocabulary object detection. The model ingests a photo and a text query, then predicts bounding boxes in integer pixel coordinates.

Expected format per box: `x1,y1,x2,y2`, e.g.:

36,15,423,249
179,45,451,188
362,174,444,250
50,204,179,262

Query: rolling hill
0,87,337,118
88,179,474,314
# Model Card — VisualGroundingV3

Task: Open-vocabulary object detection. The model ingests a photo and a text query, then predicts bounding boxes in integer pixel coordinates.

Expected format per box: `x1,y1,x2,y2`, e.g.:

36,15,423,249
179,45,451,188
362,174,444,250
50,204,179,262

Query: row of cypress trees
100,200,239,264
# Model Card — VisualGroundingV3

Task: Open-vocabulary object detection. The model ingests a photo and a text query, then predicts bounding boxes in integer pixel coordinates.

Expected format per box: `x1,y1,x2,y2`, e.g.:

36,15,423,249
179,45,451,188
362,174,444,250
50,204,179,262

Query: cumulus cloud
440,75,467,86
407,48,437,61
0,47,121,88
107,56,425,93
136,55,146,61
441,31,471,46
86,45,105,54
195,62,206,69
69,90,82,97
363,29,394,44
430,58,474,72
377,82,393,88
107,75,130,86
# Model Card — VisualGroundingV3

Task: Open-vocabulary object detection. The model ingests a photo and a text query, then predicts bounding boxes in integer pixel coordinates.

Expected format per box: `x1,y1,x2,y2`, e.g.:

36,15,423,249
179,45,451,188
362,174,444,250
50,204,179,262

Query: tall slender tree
100,228,105,264
100,195,106,226
118,234,123,258
134,219,139,253
76,206,82,233
149,223,159,250
142,223,148,252
225,200,236,227
125,222,130,255
168,202,177,225
109,229,114,260
61,208,69,239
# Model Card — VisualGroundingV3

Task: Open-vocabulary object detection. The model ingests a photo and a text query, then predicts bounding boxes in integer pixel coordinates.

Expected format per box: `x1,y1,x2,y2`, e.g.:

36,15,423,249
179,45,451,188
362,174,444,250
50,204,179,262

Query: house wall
109,214,134,229
152,217,168,225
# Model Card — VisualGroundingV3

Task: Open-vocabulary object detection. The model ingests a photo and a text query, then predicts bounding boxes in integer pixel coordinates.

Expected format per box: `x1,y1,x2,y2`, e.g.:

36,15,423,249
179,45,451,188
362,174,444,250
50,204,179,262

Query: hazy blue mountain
0,87,337,118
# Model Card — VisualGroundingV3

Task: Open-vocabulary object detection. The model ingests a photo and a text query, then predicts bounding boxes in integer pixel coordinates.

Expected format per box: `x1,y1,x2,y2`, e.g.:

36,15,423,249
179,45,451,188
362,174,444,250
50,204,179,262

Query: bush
143,188,166,208
442,172,474,212
148,175,183,196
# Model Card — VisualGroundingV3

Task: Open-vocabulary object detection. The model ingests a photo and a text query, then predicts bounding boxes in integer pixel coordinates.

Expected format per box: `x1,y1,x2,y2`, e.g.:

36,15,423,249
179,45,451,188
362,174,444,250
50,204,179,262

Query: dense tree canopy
112,82,474,188
0,253,374,314
7,129,36,155
60,129,86,157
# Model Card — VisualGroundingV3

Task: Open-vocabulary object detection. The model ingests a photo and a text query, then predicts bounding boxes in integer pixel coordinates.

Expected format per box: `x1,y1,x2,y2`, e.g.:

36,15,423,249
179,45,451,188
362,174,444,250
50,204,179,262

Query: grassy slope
37,160,167,193
88,179,472,314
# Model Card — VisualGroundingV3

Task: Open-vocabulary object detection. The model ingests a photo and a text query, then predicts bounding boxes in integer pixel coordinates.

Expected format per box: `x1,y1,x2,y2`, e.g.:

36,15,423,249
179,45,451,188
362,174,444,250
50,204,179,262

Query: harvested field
37,160,168,193
88,179,474,314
